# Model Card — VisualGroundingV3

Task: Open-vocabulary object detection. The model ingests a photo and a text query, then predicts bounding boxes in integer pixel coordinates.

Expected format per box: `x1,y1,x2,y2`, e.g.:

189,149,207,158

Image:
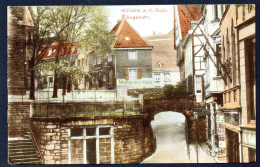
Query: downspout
114,54,117,98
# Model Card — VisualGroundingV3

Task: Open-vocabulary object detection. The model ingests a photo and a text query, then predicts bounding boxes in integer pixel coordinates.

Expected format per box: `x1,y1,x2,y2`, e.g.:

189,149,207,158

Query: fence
32,101,143,118
8,89,138,103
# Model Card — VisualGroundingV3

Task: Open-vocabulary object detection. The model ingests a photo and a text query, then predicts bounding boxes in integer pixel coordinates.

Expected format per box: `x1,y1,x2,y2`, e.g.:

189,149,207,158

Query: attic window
157,62,162,68
125,37,129,40
48,49,52,56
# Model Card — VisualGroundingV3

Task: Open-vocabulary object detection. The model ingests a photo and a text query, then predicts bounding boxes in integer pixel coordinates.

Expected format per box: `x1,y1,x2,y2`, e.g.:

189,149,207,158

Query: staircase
8,132,42,165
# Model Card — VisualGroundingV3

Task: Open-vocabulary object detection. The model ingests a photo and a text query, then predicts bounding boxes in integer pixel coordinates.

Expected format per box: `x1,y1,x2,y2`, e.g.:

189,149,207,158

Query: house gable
111,16,151,48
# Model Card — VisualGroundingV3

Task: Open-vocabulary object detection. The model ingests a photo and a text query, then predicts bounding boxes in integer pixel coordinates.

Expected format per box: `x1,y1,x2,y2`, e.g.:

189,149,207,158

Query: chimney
117,19,120,23
122,14,125,20
153,31,156,36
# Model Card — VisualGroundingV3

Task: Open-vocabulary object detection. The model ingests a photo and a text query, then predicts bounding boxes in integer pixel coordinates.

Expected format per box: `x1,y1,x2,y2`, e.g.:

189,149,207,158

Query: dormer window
157,62,162,68
48,49,52,56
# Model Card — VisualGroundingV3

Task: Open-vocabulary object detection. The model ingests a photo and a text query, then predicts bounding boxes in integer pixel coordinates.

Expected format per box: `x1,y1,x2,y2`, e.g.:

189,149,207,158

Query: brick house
220,5,255,163
145,30,180,88
89,15,153,90
7,6,34,94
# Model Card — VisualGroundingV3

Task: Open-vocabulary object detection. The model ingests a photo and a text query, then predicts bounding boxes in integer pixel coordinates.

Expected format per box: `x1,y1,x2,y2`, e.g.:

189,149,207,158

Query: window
108,55,112,62
48,77,53,88
129,69,137,80
81,59,84,67
213,5,219,20
157,62,162,68
77,60,80,66
216,44,222,76
164,73,170,82
69,126,114,164
154,74,160,81
48,49,52,56
128,51,137,60
195,56,205,70
195,76,202,94
97,56,102,64
92,56,96,65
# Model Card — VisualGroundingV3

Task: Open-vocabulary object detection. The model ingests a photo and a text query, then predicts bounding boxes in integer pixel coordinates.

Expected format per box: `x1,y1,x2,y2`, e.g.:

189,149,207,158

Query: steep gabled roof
111,16,152,48
177,5,202,38
40,43,79,59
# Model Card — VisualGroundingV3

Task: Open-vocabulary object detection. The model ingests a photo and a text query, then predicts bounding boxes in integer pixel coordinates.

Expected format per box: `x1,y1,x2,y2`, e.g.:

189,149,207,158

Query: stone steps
8,132,42,165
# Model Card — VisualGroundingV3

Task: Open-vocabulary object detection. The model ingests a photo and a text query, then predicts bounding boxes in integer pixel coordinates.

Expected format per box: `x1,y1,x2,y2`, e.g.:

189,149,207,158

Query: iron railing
8,89,138,103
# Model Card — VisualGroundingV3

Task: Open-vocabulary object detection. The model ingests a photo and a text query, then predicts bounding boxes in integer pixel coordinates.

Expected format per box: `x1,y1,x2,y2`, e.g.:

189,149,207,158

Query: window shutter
137,69,142,79
125,68,129,80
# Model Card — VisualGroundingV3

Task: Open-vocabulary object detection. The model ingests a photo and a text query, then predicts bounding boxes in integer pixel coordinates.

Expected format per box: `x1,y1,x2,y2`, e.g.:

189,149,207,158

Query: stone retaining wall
8,102,31,137
31,116,155,164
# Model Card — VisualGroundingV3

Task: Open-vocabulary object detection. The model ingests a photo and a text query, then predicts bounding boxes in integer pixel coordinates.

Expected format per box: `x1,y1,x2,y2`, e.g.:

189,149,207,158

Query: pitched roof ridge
111,16,125,48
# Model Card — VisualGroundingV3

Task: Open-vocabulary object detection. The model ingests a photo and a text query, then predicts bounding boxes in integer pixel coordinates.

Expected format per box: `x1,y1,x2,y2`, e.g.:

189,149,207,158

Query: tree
28,6,113,99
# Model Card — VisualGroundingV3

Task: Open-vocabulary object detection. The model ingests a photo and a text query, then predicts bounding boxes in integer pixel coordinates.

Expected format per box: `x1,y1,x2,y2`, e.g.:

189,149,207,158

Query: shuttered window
125,68,142,80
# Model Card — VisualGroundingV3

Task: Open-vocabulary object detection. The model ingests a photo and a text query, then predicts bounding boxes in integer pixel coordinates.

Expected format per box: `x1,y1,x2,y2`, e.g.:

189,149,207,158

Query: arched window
157,62,162,68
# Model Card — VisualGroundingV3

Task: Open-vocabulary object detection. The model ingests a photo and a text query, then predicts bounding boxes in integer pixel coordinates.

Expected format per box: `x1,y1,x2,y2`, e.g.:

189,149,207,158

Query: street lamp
193,111,199,163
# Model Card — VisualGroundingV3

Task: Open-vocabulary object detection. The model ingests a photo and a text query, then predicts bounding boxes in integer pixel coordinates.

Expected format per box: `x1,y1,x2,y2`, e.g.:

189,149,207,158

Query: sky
106,5,173,37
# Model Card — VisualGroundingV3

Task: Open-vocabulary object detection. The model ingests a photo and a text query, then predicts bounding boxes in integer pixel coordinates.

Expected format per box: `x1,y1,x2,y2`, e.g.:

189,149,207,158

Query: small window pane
99,127,110,135
71,128,83,136
86,127,96,136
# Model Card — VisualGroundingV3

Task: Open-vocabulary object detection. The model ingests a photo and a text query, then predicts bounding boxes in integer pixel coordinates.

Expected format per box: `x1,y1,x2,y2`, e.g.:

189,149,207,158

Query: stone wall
31,116,155,164
113,118,155,164
8,102,31,137
8,7,33,94
30,120,68,164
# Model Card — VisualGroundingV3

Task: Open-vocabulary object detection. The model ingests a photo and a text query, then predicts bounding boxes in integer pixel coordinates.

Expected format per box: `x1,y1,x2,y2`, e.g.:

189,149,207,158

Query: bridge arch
143,99,199,143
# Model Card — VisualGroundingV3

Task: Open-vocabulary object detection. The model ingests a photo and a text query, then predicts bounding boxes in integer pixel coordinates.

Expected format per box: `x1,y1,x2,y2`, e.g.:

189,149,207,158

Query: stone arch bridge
143,99,208,143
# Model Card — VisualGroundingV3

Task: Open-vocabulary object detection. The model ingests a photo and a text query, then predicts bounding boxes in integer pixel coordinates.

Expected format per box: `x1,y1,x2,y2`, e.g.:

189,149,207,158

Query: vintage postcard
7,4,256,164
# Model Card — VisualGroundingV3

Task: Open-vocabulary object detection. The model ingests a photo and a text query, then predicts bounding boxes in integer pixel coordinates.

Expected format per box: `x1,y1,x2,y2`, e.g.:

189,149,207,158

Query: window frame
68,125,114,164
164,73,170,82
128,51,137,60
128,68,138,80
154,74,160,82
195,75,202,95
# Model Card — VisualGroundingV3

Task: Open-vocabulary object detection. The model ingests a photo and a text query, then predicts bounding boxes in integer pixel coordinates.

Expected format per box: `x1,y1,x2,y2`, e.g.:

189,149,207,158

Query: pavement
141,111,217,164
189,143,217,163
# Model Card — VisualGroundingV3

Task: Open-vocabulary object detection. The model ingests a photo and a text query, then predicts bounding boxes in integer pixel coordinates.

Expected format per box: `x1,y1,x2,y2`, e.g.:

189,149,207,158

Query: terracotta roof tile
177,5,202,38
40,43,79,59
112,17,151,48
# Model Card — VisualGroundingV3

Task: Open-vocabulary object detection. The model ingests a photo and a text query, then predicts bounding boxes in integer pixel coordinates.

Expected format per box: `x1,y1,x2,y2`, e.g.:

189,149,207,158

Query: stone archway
143,99,199,143
142,111,190,163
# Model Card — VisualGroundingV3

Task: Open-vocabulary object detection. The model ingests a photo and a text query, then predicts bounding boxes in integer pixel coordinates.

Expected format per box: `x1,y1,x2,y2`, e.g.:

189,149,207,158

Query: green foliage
143,91,164,99
36,60,91,86
144,82,192,99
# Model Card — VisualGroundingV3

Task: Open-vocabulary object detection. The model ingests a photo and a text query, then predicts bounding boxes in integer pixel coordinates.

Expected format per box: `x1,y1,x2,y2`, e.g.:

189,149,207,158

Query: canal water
142,111,190,163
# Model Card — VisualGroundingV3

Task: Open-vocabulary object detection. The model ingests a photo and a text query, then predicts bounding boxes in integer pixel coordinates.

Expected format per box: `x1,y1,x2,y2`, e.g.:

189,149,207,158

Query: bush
143,82,192,99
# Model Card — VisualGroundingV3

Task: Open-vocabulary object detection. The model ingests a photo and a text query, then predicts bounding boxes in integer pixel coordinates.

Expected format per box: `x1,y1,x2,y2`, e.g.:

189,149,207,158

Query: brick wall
8,102,31,137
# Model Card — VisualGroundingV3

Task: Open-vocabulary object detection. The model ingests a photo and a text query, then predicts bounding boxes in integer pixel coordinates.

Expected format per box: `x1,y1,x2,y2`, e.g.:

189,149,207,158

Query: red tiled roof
177,5,202,38
40,43,79,59
111,16,151,48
